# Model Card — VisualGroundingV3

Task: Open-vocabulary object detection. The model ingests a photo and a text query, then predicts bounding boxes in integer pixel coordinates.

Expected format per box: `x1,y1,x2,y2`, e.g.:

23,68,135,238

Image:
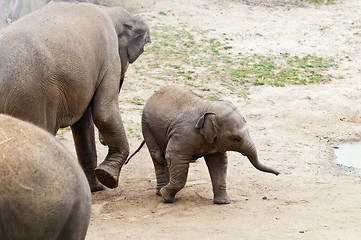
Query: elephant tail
125,140,146,165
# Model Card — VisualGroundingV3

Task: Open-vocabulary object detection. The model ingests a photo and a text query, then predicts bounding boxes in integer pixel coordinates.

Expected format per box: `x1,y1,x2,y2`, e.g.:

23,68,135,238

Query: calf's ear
195,112,217,144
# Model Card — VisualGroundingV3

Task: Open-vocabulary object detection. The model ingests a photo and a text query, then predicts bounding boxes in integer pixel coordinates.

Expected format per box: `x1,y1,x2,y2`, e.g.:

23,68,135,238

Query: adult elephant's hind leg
71,107,104,192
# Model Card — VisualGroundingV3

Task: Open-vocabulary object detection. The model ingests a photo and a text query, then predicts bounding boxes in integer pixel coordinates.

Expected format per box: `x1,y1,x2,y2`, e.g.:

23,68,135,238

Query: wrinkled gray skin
0,114,91,240
0,2,151,191
141,86,280,204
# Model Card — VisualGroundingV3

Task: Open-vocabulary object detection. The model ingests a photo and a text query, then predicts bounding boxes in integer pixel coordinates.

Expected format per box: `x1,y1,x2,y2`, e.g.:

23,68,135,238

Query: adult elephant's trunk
119,56,129,91
241,140,280,175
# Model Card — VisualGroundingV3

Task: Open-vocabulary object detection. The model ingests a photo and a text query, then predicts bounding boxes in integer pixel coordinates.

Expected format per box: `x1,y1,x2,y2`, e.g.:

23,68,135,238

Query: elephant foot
156,186,168,196
160,187,176,203
213,194,231,204
84,172,105,192
90,180,105,192
95,160,121,189
156,183,168,196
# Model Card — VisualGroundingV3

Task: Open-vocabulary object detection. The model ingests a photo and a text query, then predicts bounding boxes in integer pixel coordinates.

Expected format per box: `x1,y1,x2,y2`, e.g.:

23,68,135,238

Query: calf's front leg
205,152,231,204
160,151,190,203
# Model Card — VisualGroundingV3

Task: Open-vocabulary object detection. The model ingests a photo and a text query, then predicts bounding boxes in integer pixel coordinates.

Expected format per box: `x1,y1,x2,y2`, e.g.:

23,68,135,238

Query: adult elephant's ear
126,16,151,63
118,22,132,91
195,112,217,144
105,7,150,91
119,17,150,89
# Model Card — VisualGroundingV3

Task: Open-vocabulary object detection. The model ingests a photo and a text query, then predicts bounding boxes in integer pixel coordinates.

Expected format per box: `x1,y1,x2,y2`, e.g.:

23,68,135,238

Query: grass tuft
142,24,338,98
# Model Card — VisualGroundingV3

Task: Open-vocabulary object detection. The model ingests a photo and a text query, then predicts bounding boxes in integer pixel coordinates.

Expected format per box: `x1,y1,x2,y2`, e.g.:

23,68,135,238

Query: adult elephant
6,0,50,24
0,2,151,191
0,114,91,240
0,0,6,28
6,0,104,24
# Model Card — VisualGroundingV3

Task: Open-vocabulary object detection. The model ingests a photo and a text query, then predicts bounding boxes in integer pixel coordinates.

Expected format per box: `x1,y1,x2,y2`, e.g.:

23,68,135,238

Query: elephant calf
0,114,91,240
139,86,279,204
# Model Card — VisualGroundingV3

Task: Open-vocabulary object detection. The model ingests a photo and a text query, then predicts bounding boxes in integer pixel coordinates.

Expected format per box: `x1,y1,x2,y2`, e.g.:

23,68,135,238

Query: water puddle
334,141,361,169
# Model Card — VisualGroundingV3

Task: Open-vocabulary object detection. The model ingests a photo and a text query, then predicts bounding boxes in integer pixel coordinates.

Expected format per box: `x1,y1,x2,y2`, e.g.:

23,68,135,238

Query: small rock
262,196,267,200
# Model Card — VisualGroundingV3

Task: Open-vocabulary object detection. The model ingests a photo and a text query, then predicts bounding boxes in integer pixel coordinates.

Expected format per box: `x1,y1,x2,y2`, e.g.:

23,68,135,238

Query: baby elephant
140,86,279,204
0,114,91,240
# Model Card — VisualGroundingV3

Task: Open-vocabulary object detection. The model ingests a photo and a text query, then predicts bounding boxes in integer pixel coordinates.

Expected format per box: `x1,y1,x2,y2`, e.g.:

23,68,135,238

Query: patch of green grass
207,94,220,101
130,96,144,106
149,63,161,68
226,54,335,86
126,127,142,140
201,87,211,91
305,0,336,4
57,127,71,140
143,24,338,98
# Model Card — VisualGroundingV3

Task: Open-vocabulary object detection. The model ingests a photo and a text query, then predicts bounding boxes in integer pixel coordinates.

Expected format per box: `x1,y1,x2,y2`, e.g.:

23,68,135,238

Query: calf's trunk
241,141,280,175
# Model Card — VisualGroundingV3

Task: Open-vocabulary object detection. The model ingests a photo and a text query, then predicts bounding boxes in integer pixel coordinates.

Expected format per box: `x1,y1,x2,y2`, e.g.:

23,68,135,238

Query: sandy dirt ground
4,0,360,239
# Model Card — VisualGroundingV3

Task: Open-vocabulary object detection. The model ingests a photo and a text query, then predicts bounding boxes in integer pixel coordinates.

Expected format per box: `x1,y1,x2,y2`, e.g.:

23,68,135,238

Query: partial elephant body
0,114,91,240
0,2,150,191
142,86,279,204
1,2,119,133
6,0,104,24
7,0,50,23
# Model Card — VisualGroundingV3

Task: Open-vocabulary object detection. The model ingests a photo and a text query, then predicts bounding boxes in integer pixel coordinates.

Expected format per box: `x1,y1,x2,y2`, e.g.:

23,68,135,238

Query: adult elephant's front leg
71,107,104,192
93,102,130,189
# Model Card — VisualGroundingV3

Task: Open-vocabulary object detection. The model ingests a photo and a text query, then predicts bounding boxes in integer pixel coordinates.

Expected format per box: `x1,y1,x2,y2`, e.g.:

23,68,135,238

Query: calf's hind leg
143,125,169,196
160,141,190,203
